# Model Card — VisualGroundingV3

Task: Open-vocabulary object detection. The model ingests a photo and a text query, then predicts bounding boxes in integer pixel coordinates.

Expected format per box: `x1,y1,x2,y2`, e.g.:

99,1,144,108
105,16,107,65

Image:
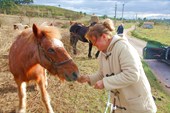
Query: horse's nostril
64,72,79,81
72,72,78,80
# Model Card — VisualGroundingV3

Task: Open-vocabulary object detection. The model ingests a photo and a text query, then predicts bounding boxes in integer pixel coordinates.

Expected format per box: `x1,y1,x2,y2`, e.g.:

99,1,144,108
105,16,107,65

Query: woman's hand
94,80,104,89
77,75,90,83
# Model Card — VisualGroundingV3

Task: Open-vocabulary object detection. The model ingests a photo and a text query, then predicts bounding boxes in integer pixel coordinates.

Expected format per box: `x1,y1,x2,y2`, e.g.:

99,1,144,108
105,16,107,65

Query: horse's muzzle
65,71,79,81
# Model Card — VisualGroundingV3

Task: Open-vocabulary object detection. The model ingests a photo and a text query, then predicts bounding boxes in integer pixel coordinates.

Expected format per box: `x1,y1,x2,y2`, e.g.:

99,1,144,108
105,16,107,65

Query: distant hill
0,4,88,20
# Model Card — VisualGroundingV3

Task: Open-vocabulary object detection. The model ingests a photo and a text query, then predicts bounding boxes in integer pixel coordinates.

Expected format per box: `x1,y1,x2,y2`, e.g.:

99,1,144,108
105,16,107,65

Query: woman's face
91,34,110,52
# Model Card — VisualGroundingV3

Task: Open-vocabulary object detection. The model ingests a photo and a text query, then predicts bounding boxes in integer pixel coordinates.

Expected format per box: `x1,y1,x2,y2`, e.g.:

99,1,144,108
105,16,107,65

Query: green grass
115,21,134,30
142,61,170,113
73,56,107,113
1,4,88,20
123,22,135,29
131,24,170,46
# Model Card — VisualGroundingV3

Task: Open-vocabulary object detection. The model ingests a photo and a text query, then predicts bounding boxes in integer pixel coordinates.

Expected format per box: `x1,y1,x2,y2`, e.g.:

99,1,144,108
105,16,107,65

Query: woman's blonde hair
85,18,115,40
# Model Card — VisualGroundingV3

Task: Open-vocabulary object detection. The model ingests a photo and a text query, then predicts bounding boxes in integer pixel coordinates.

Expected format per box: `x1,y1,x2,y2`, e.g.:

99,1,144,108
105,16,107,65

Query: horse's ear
32,24,41,38
70,21,72,25
32,24,38,36
50,23,53,26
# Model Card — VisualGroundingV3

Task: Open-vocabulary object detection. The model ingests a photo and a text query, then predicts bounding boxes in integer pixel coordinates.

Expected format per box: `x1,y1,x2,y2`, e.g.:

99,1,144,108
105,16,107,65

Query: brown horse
69,22,100,58
9,24,79,113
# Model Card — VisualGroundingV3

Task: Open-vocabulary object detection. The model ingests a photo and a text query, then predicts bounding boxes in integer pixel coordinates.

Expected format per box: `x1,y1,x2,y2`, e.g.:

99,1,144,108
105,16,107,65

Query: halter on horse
69,22,99,58
9,24,79,113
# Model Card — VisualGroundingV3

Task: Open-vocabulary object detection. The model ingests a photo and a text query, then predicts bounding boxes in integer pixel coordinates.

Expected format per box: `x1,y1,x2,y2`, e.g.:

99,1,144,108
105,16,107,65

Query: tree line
0,0,33,14
0,0,33,5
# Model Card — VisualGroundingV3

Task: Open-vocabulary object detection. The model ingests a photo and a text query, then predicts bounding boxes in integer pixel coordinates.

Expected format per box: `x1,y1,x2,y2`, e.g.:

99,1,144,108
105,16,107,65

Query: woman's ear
91,36,97,44
102,34,107,39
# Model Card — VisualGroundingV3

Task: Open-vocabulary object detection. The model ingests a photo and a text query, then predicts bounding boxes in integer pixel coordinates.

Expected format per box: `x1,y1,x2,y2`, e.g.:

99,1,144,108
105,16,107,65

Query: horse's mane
19,26,61,41
40,26,62,40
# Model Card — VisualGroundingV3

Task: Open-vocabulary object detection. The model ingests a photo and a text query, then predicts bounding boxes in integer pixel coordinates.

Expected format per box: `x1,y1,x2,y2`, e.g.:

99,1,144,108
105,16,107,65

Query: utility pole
135,13,138,30
121,3,125,23
114,3,117,26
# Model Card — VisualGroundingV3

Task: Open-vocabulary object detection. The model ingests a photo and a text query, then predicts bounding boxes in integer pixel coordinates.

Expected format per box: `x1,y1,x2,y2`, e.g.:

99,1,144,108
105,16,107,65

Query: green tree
0,0,34,14
14,0,33,4
143,17,147,21
102,14,108,19
0,0,16,14
0,0,33,5
83,12,86,16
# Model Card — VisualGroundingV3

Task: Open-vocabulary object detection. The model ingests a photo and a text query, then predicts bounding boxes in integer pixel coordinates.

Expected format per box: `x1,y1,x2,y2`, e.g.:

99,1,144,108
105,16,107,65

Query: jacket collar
100,35,121,57
107,35,121,52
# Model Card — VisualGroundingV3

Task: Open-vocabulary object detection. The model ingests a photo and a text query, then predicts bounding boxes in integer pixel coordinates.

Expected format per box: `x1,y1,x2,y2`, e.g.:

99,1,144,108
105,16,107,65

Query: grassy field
1,4,87,20
132,24,170,46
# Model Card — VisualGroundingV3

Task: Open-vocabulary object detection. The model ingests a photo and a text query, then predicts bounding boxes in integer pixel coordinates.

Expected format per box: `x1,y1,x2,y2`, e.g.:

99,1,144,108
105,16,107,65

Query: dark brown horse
69,22,99,58
9,24,79,113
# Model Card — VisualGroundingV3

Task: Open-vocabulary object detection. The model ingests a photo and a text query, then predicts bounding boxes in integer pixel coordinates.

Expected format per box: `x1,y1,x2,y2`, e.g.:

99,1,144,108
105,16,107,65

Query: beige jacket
89,35,157,113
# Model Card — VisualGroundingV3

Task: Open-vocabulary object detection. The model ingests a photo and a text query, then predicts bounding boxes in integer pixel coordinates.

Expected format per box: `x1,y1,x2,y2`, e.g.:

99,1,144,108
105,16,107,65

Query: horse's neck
19,33,39,66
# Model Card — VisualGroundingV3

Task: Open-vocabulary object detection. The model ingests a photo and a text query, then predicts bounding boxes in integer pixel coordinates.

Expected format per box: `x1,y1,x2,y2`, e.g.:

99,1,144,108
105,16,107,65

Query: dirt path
124,26,170,95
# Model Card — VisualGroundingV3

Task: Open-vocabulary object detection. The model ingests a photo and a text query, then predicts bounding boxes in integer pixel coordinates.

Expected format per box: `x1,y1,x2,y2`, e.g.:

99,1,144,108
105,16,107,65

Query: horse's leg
73,38,78,55
88,42,93,58
35,69,48,90
44,69,48,88
15,79,27,113
95,51,100,58
37,76,54,113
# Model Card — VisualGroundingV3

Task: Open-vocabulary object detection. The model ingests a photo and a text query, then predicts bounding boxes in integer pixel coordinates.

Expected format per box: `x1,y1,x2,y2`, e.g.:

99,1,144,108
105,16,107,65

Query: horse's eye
47,48,55,53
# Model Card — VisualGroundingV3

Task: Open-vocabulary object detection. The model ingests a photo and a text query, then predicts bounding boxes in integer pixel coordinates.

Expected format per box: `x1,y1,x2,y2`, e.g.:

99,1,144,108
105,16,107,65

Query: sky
33,0,170,19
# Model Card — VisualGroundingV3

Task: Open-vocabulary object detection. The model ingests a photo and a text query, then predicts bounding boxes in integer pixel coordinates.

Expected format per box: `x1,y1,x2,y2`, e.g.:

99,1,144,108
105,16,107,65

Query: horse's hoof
95,55,98,59
95,51,100,58
88,55,92,58
16,108,26,113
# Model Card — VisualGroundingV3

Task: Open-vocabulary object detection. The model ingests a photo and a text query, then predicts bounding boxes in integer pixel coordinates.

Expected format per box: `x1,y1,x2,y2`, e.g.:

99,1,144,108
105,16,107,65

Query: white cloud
138,13,170,19
33,0,170,19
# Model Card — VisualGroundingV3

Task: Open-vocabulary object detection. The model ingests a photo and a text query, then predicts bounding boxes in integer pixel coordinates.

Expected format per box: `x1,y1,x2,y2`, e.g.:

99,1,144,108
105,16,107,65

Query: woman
78,19,157,113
